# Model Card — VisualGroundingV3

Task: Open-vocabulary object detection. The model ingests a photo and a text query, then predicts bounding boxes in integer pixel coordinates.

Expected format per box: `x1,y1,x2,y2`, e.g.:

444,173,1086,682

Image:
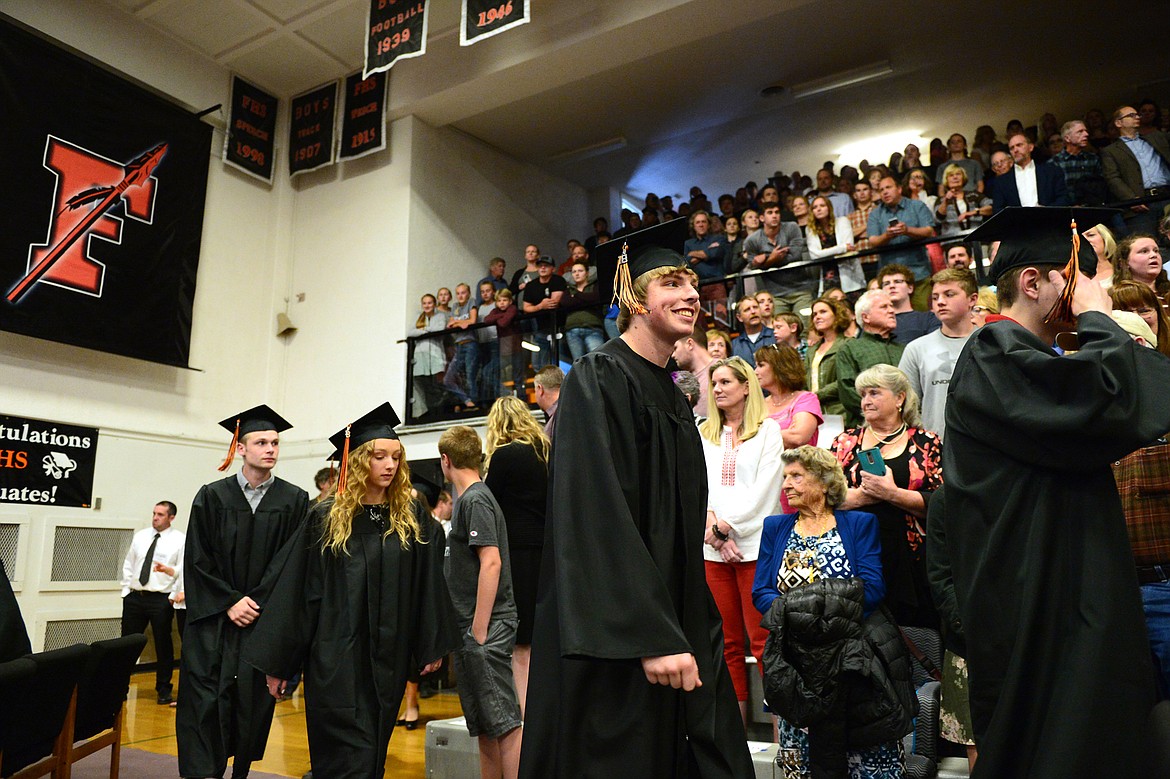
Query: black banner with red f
0,18,211,369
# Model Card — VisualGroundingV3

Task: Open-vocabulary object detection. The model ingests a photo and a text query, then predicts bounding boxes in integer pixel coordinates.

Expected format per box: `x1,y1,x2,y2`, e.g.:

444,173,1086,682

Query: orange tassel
611,241,646,316
1045,218,1081,324
335,425,352,496
216,419,240,471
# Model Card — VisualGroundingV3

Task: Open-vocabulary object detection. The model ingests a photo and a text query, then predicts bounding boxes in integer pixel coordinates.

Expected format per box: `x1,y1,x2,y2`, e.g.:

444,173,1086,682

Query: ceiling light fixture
788,61,894,101
548,136,627,163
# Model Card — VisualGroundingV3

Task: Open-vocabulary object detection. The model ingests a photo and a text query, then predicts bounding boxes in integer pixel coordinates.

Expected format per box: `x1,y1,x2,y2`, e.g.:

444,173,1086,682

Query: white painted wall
1,5,589,645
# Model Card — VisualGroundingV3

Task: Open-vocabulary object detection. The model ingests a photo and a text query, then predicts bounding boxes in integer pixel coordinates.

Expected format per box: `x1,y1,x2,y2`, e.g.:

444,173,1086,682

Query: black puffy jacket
761,577,917,749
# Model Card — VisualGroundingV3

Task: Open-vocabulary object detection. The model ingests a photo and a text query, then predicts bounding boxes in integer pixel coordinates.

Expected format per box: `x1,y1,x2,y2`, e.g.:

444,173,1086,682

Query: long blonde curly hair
323,439,420,554
485,395,550,467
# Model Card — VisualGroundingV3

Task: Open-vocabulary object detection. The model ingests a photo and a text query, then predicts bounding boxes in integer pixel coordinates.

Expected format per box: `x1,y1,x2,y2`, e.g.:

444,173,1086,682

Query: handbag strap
897,625,942,683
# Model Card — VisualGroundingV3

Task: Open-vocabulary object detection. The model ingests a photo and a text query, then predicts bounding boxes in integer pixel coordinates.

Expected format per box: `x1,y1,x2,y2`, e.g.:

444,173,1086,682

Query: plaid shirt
835,330,905,427
1050,148,1102,188
1112,441,1170,566
849,202,875,257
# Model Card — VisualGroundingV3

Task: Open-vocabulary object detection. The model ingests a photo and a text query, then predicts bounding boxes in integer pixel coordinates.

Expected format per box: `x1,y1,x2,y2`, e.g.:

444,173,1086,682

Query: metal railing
398,193,1163,425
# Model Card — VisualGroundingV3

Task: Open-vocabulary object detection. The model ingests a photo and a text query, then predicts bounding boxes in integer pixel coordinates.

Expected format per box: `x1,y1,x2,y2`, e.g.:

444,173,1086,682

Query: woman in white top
807,196,865,294
699,356,784,724
805,196,855,260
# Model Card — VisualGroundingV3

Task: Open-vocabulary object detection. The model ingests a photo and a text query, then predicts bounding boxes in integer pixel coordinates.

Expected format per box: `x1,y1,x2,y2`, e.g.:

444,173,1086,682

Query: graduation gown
943,312,1170,778
0,562,30,663
176,475,309,778
519,338,753,779
244,501,460,779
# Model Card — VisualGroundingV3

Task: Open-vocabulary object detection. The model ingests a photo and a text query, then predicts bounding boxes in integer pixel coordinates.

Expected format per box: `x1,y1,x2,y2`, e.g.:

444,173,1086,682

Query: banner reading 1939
0,414,98,508
461,0,529,46
365,0,429,78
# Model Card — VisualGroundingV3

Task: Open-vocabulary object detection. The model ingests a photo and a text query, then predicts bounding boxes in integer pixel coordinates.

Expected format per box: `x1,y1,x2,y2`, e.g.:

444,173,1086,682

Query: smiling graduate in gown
519,222,753,779
244,403,460,779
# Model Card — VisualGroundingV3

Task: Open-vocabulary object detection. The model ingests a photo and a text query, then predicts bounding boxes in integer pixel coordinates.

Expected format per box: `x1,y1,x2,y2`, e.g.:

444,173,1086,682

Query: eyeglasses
973,306,991,314
1121,112,1140,120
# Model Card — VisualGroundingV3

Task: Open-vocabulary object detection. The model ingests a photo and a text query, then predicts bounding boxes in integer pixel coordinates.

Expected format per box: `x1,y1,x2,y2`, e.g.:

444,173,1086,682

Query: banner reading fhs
0,415,98,508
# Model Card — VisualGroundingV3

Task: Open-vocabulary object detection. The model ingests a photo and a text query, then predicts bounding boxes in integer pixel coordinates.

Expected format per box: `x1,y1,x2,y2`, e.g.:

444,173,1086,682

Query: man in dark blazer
990,133,1071,212
1101,105,1170,236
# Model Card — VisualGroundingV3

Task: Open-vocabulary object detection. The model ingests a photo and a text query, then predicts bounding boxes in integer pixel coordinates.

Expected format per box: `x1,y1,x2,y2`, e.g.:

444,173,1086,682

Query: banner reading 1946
289,81,337,177
365,0,429,77
339,71,388,161
0,414,99,508
461,0,529,46
224,75,278,184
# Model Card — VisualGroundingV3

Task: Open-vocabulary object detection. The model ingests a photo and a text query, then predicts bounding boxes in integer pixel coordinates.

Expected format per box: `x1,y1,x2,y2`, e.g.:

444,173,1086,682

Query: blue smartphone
858,447,886,476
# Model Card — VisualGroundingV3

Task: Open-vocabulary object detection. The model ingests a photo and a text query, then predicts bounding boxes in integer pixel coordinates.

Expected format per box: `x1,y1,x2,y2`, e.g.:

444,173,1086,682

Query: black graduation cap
593,218,690,316
326,402,402,491
970,206,1120,323
969,206,1119,283
410,459,445,509
216,404,292,471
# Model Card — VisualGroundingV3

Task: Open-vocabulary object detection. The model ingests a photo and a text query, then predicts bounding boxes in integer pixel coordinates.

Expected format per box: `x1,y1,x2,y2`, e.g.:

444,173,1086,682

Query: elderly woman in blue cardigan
753,445,900,778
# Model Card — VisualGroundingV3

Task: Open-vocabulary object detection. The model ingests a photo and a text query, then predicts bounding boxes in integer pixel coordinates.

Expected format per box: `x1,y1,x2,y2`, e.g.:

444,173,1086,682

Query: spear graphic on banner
7,142,168,304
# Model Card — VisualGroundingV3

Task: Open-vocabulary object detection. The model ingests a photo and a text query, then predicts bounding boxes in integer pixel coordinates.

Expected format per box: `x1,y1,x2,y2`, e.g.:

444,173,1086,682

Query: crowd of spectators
396,98,1170,777
410,100,1170,424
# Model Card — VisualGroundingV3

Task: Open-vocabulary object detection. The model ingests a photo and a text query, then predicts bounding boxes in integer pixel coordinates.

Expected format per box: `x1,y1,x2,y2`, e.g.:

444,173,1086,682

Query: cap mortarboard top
216,404,292,471
327,402,402,492
593,219,690,316
969,206,1120,323
969,207,1119,283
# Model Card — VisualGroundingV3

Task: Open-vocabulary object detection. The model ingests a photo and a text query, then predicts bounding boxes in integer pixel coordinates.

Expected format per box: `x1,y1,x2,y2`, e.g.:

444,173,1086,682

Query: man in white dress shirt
120,500,184,704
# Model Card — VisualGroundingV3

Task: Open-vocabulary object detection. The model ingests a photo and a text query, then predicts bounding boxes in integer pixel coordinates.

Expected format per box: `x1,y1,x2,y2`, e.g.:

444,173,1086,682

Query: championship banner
0,18,211,369
224,75,278,184
461,0,529,46
0,414,98,508
339,71,388,161
364,0,428,77
289,81,338,177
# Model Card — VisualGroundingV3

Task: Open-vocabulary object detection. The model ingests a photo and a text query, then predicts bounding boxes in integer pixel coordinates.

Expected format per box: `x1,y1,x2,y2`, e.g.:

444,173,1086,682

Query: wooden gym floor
124,671,463,777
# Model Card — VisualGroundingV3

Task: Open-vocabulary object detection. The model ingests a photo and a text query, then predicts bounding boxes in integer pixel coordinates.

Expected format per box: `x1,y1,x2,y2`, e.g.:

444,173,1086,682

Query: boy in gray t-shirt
438,425,522,778
445,481,516,625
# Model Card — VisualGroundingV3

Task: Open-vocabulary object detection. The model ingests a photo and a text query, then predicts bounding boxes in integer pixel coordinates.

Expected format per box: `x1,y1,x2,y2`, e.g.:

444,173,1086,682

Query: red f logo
9,136,166,303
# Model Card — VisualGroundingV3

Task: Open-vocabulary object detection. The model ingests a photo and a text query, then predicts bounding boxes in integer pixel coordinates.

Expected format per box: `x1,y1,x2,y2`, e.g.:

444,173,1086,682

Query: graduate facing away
519,221,753,778
244,403,460,779
944,208,1170,779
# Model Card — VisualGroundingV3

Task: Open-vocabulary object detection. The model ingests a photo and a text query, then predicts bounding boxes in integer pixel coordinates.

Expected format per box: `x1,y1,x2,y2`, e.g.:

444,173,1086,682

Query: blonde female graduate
246,403,460,779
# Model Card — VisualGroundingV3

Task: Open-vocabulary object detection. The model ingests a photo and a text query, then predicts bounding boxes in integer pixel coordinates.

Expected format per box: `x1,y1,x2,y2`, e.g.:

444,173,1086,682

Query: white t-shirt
898,328,972,440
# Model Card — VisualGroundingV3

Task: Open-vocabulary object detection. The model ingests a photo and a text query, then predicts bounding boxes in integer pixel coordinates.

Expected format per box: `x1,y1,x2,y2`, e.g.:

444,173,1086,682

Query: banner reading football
225,76,278,183
0,18,211,369
365,0,428,77
340,71,388,161
0,414,99,508
461,0,529,46
289,81,338,177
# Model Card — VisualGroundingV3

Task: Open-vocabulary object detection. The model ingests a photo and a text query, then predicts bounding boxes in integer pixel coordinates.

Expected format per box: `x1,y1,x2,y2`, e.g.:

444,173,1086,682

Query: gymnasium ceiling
103,0,1169,201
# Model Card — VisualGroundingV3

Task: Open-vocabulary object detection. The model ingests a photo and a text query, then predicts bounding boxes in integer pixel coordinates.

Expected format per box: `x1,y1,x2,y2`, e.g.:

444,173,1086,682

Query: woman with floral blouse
831,363,942,629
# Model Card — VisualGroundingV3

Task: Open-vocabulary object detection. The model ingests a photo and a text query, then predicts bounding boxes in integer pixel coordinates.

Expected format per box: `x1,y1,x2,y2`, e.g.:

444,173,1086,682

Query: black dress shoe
157,693,175,705
404,718,419,730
